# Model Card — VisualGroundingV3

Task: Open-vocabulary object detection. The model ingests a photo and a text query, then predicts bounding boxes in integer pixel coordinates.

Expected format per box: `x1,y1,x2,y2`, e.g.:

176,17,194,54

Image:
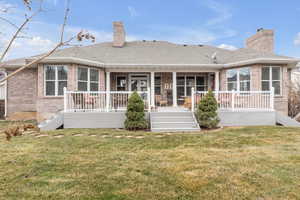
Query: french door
129,74,149,92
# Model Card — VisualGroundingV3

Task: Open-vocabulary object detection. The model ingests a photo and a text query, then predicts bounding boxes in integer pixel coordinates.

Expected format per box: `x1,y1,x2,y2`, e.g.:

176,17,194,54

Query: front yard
1,123,300,199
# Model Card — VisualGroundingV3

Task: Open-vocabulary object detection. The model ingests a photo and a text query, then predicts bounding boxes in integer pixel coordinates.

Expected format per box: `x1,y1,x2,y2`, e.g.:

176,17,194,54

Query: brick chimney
113,21,126,47
246,28,274,53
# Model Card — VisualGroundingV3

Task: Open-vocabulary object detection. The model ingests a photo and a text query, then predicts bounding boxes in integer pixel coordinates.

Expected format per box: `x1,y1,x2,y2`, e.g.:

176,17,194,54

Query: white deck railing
64,88,151,113
0,83,5,100
191,88,275,112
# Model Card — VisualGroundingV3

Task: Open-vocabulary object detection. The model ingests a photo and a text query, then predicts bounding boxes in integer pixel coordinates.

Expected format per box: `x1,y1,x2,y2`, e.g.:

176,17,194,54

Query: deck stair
38,111,64,131
276,112,300,127
150,112,200,132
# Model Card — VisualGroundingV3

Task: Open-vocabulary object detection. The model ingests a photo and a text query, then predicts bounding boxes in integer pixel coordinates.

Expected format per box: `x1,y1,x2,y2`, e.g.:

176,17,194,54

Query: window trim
226,67,251,91
261,66,282,96
77,66,99,91
44,65,68,97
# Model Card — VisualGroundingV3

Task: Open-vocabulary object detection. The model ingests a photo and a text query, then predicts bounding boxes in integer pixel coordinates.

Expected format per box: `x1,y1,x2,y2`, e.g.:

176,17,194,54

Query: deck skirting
64,112,150,129
218,110,276,126
64,110,276,129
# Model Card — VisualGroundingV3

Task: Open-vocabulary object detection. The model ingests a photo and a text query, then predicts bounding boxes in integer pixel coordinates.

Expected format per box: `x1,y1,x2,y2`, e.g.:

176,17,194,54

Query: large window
45,65,68,96
261,66,281,95
176,75,208,105
227,67,250,91
78,67,99,91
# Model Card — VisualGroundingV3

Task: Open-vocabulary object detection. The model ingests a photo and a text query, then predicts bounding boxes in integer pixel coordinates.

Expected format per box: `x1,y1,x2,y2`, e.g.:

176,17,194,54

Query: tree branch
60,0,71,43
0,5,42,63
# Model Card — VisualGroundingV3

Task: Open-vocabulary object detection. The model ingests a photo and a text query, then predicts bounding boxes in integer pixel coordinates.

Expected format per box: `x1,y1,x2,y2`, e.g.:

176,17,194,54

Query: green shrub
124,91,148,130
196,90,220,129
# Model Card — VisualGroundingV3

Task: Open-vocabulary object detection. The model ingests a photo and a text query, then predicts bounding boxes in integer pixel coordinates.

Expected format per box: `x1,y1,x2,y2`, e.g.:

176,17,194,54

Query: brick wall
6,68,37,120
219,64,290,115
36,64,105,122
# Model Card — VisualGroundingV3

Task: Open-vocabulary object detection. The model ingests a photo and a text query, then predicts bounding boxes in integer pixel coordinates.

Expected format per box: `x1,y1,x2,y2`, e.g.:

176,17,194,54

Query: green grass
1,125,300,199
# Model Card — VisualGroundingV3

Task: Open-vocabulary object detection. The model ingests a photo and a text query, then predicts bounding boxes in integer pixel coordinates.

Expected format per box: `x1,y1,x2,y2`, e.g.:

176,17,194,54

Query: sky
0,0,300,60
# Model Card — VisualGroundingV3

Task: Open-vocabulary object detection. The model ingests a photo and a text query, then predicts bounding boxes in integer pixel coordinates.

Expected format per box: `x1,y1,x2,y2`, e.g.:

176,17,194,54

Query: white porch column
106,72,111,112
150,72,155,108
215,71,220,91
172,72,177,107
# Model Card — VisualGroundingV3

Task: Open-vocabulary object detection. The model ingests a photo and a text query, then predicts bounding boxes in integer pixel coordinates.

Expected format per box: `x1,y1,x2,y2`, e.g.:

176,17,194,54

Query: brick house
1,22,299,131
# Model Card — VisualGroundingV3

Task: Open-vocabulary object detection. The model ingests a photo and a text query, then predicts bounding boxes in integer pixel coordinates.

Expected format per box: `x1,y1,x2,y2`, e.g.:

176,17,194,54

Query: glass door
130,75,149,92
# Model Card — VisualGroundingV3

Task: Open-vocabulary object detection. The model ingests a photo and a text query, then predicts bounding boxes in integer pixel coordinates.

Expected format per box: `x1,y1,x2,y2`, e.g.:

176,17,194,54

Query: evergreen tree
196,90,220,129
124,92,148,130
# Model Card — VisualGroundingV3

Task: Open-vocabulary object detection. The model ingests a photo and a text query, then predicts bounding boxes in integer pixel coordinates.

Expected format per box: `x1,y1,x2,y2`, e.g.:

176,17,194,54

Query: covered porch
63,70,275,113
107,71,219,109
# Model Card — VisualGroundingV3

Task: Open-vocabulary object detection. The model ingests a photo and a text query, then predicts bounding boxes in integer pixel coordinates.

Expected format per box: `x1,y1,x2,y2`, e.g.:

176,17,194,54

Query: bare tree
288,83,300,119
0,0,95,83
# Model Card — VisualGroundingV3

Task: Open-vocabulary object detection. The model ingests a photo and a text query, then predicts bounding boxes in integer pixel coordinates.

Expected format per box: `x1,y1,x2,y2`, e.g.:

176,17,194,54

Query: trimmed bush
124,91,148,130
196,90,220,129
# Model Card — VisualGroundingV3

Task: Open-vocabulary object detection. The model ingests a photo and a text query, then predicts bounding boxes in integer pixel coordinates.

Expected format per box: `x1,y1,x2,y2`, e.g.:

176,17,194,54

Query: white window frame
44,65,68,97
226,67,251,91
128,74,150,91
177,75,208,96
261,66,282,96
77,66,99,91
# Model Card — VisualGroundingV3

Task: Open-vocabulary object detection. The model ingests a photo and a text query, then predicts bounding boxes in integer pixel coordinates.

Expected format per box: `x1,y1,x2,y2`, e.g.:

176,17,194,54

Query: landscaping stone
73,134,84,137
54,135,64,138
35,134,48,138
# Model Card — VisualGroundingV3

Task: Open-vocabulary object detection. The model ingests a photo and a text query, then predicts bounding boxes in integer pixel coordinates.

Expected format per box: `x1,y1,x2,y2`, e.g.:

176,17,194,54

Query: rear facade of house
1,22,299,130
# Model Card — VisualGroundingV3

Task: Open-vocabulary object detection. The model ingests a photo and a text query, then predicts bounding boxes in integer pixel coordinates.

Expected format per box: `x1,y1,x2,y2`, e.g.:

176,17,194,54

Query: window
261,66,281,95
239,68,251,91
77,67,99,91
155,76,161,95
116,76,127,91
45,65,68,96
176,75,208,105
176,76,185,98
227,67,250,91
196,76,208,91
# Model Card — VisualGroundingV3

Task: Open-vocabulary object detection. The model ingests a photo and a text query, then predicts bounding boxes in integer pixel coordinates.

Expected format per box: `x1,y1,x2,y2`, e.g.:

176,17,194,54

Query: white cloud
218,44,237,51
0,2,15,13
294,33,300,46
204,0,232,26
128,6,138,17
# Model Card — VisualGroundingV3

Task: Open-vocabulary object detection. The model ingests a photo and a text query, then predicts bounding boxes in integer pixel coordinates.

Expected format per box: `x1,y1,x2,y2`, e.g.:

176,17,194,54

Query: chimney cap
257,28,264,32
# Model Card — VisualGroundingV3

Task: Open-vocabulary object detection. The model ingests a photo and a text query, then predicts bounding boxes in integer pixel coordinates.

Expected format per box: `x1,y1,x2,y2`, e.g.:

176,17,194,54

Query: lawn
1,123,300,200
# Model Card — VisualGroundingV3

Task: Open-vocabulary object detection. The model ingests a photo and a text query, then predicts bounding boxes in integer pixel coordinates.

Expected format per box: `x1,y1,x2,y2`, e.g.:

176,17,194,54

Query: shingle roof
43,41,292,64
1,40,298,68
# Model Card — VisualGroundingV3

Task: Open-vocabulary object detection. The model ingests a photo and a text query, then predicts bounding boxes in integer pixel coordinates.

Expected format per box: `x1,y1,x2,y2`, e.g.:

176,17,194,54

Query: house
1,22,300,131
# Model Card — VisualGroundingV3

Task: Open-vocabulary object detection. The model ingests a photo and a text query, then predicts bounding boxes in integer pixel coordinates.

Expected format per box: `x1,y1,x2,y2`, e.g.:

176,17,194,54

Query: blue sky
1,0,300,59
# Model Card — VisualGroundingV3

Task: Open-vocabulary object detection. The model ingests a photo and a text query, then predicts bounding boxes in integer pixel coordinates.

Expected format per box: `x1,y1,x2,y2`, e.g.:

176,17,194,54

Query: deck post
147,87,151,112
231,90,235,111
191,87,195,112
270,87,275,110
215,71,220,91
63,87,67,112
150,72,155,108
214,71,220,104
172,72,177,107
106,72,111,112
